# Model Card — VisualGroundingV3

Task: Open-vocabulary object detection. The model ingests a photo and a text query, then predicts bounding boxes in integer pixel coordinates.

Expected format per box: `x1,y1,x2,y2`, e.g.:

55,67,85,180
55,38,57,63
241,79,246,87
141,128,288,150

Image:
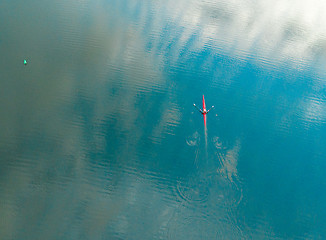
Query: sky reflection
1,0,326,239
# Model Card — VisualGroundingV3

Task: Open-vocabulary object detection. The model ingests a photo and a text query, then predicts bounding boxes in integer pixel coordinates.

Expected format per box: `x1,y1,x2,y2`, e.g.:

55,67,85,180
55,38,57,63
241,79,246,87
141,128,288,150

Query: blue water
2,0,326,239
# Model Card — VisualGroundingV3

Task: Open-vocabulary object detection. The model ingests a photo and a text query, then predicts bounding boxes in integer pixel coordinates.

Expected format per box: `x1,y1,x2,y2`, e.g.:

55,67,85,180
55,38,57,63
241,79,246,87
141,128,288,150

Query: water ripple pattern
2,0,326,239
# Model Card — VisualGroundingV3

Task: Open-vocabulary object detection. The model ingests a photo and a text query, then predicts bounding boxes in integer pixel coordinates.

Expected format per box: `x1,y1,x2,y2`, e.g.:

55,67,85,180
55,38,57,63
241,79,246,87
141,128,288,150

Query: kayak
202,95,207,126
193,95,214,126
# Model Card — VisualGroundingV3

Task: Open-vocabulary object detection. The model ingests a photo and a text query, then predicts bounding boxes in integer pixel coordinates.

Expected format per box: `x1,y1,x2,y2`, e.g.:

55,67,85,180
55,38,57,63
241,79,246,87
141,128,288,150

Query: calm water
2,0,326,239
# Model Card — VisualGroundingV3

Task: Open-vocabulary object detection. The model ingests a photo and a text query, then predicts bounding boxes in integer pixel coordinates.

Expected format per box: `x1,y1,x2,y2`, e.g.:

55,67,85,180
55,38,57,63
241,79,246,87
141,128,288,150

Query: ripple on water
174,170,243,211
215,220,244,240
206,171,243,209
212,136,225,149
165,212,219,240
175,177,210,207
186,131,200,146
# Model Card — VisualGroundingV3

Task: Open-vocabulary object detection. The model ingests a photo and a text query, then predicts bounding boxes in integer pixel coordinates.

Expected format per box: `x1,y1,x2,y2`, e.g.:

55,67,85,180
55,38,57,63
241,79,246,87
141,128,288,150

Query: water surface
1,0,326,239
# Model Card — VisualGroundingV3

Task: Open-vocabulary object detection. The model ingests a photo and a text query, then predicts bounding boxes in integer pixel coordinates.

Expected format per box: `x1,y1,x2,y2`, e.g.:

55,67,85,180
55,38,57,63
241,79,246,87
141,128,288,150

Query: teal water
1,0,326,239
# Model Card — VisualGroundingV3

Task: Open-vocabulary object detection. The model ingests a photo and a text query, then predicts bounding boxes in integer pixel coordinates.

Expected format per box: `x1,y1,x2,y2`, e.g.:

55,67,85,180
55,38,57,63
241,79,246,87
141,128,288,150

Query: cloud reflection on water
1,0,326,239
164,0,326,67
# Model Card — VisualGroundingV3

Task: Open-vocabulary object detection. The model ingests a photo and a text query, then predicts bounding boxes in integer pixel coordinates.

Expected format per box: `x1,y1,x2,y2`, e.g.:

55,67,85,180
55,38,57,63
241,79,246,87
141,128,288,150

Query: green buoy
24,59,27,65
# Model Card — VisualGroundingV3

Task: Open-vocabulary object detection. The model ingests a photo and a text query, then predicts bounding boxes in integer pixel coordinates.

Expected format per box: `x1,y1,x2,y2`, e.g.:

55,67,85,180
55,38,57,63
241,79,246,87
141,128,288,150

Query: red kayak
202,95,207,126
193,95,214,126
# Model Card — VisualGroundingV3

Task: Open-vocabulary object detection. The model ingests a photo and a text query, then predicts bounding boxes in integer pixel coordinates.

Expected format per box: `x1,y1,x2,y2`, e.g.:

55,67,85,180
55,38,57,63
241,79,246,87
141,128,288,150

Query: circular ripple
175,176,210,208
212,136,226,150
186,131,200,146
206,172,244,209
174,171,243,210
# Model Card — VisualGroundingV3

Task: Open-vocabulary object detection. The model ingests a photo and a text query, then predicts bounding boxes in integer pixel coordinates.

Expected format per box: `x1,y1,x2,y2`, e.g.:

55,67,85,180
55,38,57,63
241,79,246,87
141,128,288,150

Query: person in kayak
193,103,214,114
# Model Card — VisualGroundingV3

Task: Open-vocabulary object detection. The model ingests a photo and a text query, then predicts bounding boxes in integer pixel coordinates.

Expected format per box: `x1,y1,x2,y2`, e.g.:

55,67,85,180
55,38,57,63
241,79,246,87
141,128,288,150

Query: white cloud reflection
302,96,326,124
145,0,326,69
1,0,326,239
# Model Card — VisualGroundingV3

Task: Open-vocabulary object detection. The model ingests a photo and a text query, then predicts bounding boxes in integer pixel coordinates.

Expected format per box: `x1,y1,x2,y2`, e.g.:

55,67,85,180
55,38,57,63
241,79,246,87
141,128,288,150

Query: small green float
24,59,27,65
